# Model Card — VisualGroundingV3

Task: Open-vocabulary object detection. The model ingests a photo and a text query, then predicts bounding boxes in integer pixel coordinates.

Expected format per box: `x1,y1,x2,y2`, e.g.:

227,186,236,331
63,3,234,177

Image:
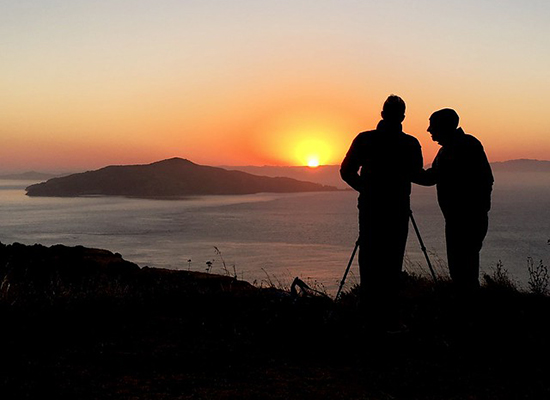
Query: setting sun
307,157,320,168
254,110,356,167
293,137,333,167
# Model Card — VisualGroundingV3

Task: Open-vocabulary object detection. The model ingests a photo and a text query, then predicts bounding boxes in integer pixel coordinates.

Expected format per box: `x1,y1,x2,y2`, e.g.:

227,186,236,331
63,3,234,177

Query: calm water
0,174,548,293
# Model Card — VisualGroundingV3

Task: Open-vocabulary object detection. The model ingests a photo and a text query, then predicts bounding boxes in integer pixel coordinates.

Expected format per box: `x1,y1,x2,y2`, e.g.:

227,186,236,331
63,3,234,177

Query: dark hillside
1,242,550,399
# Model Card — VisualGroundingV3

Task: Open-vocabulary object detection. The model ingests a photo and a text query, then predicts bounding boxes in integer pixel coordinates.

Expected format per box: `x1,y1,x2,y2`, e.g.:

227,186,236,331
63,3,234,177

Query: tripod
334,210,436,301
409,210,437,282
334,238,359,302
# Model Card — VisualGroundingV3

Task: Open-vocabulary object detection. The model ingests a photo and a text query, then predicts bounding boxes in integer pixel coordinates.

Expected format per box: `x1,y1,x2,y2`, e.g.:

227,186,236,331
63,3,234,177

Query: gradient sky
1,0,549,172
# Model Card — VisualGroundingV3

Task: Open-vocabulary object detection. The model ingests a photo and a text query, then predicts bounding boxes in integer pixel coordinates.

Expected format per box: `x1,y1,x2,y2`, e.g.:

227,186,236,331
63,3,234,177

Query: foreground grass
1,242,549,399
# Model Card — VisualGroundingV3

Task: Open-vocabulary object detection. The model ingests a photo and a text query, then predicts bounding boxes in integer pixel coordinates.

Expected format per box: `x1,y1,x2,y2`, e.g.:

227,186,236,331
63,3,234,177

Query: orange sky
1,1,549,172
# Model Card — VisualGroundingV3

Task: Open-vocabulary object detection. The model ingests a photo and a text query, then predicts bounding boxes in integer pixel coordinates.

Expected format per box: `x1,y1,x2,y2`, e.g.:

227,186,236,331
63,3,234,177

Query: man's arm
340,135,363,192
409,140,428,185
413,167,437,186
412,143,439,186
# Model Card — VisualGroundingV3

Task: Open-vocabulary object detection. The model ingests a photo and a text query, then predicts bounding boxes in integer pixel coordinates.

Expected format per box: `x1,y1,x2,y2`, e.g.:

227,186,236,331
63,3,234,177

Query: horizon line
1,157,549,176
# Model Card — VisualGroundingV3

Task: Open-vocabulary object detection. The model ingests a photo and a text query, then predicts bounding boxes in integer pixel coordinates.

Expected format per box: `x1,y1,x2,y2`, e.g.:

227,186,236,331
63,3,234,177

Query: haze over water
1,171,547,293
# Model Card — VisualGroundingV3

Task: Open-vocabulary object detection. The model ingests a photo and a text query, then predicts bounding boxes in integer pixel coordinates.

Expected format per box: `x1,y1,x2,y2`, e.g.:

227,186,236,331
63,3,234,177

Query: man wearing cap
415,109,493,291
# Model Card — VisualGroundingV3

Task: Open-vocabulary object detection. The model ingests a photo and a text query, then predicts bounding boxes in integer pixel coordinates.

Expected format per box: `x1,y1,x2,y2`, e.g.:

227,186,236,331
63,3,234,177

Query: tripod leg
335,239,360,301
410,210,437,282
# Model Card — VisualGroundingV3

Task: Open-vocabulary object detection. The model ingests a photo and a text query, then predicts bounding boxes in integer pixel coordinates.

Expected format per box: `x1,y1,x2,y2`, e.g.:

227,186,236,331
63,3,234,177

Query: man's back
432,129,493,216
340,121,423,207
339,95,422,331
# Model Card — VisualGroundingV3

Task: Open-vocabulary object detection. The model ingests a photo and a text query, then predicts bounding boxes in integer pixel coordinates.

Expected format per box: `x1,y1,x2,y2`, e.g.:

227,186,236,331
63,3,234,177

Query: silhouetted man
340,95,423,330
415,109,493,291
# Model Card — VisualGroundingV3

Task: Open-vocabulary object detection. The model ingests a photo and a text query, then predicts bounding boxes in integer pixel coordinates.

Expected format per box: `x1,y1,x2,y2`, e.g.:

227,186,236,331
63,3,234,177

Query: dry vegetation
1,242,549,399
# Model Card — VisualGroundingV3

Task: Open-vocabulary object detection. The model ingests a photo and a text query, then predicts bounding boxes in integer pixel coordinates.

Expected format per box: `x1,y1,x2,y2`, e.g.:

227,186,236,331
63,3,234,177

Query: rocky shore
1,242,549,399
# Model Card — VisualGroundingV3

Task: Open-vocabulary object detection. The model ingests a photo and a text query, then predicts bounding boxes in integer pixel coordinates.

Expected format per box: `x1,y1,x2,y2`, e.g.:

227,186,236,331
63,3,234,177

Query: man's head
428,108,459,145
381,95,406,123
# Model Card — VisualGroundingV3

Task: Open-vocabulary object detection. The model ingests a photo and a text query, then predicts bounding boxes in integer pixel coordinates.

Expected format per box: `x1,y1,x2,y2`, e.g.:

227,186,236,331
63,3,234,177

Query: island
25,158,338,198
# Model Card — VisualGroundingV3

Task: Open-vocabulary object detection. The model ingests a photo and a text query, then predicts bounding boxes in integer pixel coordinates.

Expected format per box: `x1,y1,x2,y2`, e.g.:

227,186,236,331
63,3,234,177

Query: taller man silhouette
340,95,423,330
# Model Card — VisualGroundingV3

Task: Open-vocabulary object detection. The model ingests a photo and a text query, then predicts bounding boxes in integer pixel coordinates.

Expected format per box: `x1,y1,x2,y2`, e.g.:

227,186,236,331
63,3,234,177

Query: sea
0,173,548,294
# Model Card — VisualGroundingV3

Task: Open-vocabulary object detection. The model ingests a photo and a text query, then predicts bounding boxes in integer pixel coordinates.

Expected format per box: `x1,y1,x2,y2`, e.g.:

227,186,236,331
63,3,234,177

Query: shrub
527,257,549,296
483,260,517,291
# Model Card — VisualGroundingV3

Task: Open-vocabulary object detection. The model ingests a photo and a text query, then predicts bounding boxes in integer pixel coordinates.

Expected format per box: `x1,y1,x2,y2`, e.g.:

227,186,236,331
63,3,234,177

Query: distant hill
229,159,550,189
0,171,60,181
225,165,346,189
490,159,550,172
490,159,550,187
21,158,550,197
25,158,338,198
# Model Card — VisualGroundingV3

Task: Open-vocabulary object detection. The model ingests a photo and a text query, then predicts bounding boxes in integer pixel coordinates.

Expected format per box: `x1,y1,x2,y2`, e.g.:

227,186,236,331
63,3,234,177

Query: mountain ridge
227,159,550,189
15,158,550,194
0,171,61,181
25,157,338,198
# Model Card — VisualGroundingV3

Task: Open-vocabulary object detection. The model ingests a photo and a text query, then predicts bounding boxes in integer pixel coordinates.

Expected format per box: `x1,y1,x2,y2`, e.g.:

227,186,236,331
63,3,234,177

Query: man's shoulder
357,129,377,137
352,129,378,143
354,129,420,146
401,132,422,147
461,133,484,148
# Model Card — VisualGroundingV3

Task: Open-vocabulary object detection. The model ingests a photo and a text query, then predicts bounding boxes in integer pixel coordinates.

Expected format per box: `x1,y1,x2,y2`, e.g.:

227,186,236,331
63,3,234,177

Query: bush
527,257,549,296
483,260,517,291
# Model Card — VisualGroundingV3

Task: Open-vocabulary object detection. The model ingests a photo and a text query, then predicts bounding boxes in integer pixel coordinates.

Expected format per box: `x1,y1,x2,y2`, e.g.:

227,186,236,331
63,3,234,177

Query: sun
307,157,320,168
257,110,355,167
294,138,331,168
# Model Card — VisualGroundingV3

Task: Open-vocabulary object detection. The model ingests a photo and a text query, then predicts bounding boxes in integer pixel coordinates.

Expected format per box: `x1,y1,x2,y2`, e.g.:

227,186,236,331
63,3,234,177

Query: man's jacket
416,128,494,217
340,120,423,208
